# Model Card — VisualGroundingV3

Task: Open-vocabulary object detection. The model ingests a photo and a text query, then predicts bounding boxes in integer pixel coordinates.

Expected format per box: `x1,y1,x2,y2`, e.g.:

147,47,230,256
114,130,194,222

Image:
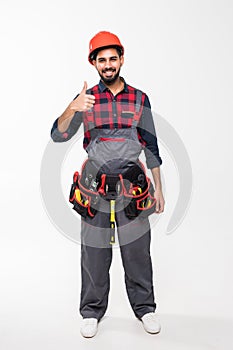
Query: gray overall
79,91,157,320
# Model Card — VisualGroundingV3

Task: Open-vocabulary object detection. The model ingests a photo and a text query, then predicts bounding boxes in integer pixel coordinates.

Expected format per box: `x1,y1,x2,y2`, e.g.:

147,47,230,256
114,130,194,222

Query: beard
98,67,121,85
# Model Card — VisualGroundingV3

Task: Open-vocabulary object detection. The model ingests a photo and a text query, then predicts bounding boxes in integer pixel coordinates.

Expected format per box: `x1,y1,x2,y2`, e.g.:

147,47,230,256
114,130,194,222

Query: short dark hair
90,45,123,62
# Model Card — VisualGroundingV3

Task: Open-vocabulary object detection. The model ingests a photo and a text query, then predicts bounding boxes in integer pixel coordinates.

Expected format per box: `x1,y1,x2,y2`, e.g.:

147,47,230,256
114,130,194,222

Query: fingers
81,81,88,94
80,81,95,103
70,98,95,111
71,80,95,112
84,101,95,109
84,94,95,109
75,93,95,103
155,200,160,213
155,198,165,213
70,97,95,111
86,94,95,102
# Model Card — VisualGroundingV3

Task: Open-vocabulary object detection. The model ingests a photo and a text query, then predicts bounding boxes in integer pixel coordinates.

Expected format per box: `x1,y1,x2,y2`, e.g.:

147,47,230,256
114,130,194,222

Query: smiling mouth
103,70,115,76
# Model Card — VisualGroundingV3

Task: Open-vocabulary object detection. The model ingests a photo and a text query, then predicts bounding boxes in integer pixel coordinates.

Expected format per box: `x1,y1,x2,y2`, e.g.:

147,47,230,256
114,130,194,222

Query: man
51,31,165,338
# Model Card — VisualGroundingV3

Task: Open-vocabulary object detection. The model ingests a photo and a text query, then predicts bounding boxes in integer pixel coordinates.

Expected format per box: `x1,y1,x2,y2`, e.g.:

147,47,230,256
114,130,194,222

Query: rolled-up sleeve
137,95,162,169
50,111,83,142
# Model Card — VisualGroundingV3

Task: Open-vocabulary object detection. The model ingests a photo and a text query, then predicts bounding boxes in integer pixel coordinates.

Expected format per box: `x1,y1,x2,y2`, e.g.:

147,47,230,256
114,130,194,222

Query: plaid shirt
51,78,162,169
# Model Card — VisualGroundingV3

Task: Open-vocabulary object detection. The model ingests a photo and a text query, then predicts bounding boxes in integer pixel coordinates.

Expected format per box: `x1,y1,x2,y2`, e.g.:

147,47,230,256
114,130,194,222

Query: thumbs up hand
69,81,95,112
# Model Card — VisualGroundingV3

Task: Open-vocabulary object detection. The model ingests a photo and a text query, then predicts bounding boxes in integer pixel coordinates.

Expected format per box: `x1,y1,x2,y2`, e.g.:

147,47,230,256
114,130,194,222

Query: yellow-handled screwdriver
110,200,116,244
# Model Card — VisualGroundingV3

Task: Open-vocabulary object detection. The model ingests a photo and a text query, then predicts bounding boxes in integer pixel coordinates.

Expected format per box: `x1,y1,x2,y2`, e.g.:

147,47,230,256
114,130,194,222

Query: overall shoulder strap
86,88,95,130
132,90,143,127
87,108,95,131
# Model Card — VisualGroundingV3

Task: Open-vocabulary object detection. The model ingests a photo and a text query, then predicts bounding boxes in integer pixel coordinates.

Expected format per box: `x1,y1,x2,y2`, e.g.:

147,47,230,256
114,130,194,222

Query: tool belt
69,159,156,219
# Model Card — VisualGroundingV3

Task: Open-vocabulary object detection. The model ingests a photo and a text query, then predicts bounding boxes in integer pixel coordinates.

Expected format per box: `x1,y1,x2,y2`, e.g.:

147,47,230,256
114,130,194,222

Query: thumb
81,81,88,94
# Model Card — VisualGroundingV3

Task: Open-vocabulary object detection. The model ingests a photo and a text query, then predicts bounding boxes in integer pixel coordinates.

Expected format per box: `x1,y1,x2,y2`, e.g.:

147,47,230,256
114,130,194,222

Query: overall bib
70,90,157,320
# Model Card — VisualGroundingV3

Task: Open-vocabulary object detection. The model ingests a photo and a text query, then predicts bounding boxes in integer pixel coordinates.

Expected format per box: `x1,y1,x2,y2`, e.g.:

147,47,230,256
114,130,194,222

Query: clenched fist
69,81,95,112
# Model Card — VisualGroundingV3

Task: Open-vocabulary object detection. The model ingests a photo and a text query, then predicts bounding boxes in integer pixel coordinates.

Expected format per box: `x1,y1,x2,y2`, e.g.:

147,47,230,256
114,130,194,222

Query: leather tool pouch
121,175,156,219
69,171,99,218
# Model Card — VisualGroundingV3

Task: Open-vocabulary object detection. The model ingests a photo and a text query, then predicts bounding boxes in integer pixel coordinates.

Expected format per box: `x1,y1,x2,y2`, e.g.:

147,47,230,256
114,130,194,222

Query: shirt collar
98,77,129,93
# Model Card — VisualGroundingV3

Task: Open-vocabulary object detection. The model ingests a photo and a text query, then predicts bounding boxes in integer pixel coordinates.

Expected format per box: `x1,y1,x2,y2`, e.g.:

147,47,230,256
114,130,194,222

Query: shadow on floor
79,313,233,350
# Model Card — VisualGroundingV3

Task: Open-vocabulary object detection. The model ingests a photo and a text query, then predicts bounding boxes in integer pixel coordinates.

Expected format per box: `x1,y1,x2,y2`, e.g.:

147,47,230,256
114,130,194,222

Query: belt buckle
105,175,121,199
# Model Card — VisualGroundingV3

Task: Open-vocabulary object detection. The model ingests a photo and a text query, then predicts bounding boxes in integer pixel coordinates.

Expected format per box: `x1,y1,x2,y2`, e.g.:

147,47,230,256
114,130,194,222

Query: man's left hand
154,189,165,214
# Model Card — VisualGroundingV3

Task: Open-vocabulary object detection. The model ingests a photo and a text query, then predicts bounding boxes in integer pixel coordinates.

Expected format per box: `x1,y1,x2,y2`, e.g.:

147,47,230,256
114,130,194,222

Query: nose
101,59,115,72
104,59,113,69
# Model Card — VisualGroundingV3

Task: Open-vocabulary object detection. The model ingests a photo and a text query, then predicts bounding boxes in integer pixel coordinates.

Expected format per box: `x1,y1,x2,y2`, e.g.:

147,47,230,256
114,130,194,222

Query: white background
0,0,233,349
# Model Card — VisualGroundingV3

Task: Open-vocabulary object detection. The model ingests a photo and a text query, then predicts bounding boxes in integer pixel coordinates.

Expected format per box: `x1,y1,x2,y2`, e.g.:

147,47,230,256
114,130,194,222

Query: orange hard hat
88,31,124,65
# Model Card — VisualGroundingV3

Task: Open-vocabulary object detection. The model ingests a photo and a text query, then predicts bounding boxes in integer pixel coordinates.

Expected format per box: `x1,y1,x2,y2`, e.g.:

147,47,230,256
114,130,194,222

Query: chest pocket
121,111,135,118
86,128,143,172
119,111,135,128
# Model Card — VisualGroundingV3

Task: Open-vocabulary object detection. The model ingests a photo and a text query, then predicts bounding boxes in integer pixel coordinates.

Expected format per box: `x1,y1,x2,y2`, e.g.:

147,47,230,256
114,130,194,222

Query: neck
102,77,124,96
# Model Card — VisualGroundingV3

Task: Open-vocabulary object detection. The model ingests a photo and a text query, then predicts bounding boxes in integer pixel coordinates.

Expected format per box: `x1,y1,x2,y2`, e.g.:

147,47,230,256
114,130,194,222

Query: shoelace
83,319,97,325
144,313,157,320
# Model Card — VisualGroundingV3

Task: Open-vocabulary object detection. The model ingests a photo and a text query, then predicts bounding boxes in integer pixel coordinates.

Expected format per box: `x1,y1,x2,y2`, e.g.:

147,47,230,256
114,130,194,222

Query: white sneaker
141,312,161,334
80,318,98,338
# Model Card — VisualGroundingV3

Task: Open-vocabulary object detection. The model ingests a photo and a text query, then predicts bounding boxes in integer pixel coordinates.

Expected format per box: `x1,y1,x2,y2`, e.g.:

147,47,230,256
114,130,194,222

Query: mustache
102,68,116,73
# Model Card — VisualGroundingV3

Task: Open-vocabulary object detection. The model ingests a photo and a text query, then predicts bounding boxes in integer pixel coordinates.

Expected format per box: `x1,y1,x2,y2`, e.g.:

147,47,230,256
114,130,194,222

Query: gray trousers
79,197,157,321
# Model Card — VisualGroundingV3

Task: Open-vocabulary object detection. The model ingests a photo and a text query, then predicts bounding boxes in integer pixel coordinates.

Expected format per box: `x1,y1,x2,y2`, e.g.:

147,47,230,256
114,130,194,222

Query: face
93,48,124,85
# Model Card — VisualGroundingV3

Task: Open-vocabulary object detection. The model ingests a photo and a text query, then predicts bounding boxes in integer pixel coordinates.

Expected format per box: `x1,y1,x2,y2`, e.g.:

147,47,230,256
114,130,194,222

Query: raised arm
51,81,95,142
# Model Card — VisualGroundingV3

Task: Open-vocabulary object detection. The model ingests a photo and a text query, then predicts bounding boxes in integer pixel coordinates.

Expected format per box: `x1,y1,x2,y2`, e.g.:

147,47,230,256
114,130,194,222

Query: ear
92,60,97,68
120,55,124,67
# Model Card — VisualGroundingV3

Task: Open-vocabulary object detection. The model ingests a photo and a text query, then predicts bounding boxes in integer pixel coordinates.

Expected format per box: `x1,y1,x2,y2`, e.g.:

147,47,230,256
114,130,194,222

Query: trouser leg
79,205,112,321
79,243,112,321
116,205,156,319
